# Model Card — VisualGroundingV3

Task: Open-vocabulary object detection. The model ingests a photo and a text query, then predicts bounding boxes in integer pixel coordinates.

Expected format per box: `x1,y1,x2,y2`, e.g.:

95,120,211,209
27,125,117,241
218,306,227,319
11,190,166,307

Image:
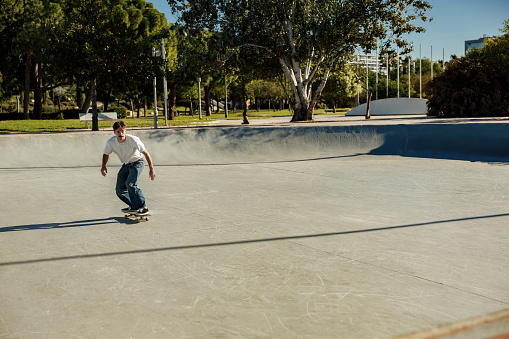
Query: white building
350,54,388,76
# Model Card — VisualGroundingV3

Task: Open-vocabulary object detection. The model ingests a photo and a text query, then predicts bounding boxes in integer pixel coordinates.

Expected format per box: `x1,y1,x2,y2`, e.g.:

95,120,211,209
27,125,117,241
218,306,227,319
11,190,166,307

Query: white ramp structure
345,97,428,116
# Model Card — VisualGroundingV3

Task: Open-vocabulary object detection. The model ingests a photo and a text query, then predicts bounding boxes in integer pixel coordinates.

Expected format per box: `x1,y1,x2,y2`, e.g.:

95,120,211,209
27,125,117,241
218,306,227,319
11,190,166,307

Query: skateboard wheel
146,217,149,221
124,215,128,219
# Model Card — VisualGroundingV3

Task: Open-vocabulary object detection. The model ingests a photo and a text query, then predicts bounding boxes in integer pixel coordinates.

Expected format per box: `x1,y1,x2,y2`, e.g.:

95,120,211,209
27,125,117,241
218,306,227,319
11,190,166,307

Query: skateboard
124,211,150,223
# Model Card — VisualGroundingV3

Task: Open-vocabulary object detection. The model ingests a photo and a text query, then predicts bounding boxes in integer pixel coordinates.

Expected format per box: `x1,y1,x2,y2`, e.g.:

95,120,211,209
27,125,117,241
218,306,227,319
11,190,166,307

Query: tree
56,0,168,129
225,46,280,124
168,0,431,121
320,64,356,111
427,19,509,118
0,0,25,106
482,19,509,98
10,0,66,119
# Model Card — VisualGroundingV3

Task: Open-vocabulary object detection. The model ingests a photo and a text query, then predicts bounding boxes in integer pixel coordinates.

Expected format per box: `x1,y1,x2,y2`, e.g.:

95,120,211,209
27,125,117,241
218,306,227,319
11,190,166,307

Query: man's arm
101,154,109,176
142,150,156,180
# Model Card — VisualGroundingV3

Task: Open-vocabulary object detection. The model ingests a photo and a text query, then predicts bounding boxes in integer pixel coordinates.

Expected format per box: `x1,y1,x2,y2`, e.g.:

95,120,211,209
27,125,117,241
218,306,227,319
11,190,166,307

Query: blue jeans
116,159,146,210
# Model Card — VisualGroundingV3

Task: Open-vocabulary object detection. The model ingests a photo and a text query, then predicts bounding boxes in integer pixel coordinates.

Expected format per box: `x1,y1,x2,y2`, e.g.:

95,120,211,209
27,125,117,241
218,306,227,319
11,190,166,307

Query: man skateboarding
101,120,156,216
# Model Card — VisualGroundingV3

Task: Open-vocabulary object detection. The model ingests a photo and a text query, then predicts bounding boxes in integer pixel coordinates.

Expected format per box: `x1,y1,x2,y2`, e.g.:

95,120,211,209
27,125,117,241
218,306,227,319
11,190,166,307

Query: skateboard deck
124,211,151,223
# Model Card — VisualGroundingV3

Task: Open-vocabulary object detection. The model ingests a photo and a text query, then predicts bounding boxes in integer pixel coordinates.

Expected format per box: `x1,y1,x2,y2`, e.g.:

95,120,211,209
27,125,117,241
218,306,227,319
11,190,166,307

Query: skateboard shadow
0,218,127,233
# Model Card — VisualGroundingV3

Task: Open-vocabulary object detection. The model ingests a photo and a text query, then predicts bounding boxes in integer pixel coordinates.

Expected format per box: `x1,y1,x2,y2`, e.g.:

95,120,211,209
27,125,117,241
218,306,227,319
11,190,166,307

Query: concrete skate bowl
0,122,508,169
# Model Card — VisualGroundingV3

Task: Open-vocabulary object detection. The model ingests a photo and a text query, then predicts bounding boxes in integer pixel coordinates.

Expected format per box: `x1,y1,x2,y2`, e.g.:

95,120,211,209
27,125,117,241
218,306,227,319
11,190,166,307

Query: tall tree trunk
34,62,43,119
280,57,332,122
91,78,99,131
365,91,372,120
23,56,31,120
189,96,194,116
81,83,93,113
168,82,177,120
204,85,211,116
241,77,249,124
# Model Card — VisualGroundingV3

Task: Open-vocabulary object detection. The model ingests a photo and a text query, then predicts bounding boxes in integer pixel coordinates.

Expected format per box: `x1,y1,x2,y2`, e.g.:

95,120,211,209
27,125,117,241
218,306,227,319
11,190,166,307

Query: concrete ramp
346,98,428,116
0,127,383,168
1,123,508,169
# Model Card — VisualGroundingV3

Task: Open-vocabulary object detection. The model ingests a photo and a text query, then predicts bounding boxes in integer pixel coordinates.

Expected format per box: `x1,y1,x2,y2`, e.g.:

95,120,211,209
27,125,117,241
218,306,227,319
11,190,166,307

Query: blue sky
150,0,509,61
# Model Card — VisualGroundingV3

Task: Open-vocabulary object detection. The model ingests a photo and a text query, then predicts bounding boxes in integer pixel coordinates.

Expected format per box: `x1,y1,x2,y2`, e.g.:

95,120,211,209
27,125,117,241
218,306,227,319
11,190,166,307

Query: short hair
113,120,126,131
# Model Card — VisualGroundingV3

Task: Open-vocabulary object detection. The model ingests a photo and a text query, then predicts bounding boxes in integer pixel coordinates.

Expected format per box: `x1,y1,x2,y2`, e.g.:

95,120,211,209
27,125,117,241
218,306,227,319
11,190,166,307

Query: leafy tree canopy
427,18,509,118
167,0,432,121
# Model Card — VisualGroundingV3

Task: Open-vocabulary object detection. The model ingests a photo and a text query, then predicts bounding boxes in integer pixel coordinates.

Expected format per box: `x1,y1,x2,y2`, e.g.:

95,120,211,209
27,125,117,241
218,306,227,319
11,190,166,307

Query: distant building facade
465,35,496,53
349,54,388,76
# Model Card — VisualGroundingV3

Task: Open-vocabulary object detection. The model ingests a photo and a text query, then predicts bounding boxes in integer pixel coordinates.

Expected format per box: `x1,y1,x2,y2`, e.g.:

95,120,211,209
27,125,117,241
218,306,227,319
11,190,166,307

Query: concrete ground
1,115,508,338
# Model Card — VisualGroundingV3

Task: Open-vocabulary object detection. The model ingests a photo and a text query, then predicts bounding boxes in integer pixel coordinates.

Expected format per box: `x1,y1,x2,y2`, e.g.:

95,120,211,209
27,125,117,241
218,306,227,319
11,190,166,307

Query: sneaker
136,207,150,216
122,207,137,213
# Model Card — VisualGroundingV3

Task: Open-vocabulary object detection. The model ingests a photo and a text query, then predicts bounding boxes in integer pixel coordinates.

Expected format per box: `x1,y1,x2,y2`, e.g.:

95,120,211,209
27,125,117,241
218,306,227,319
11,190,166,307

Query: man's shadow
0,217,137,233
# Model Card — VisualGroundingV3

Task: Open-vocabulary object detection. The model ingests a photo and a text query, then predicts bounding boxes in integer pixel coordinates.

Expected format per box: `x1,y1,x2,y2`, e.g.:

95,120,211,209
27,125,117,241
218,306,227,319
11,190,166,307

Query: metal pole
366,53,368,103
198,77,202,119
152,47,158,129
386,54,389,98
397,46,399,98
420,44,422,99
356,52,359,106
161,38,168,126
375,46,378,101
408,56,411,98
225,75,228,118
431,46,434,80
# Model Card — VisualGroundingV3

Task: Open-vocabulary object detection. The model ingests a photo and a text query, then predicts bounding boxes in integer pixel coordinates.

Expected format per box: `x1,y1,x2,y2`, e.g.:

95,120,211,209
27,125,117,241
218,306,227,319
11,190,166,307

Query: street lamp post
152,47,160,129
161,38,168,126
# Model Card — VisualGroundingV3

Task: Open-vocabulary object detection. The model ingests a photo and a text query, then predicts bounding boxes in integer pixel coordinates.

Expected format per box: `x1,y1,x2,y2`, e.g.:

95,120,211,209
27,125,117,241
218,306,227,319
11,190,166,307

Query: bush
426,57,508,117
42,112,64,119
112,106,127,119
427,22,509,118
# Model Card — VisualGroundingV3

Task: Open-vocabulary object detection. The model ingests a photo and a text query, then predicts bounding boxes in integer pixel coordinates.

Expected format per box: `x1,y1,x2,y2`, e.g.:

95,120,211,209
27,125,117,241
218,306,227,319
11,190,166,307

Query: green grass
0,108,349,133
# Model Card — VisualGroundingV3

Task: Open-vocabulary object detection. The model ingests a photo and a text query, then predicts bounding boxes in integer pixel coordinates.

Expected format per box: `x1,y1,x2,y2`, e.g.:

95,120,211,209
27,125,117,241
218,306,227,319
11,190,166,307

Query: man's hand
101,154,109,177
149,168,156,181
142,150,156,181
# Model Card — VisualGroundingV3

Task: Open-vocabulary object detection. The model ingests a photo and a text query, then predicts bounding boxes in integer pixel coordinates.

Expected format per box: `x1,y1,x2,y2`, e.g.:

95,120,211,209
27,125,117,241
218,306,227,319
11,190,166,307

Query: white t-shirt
103,134,146,164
